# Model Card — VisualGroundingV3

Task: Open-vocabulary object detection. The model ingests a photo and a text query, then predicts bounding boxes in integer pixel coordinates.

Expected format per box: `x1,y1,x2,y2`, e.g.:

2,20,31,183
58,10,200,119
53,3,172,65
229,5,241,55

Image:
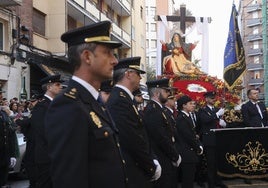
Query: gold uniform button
122,160,126,164
104,131,109,137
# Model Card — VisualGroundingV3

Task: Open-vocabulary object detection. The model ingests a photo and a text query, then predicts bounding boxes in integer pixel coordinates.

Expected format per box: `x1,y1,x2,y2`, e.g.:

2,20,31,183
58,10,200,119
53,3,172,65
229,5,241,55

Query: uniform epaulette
64,88,77,100
119,91,126,98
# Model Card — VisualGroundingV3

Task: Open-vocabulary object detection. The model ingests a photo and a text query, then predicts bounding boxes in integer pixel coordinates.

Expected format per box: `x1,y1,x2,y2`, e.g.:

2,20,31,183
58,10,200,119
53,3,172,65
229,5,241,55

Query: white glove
216,108,225,117
172,155,182,167
10,157,16,168
151,159,162,181
219,119,227,127
198,146,204,155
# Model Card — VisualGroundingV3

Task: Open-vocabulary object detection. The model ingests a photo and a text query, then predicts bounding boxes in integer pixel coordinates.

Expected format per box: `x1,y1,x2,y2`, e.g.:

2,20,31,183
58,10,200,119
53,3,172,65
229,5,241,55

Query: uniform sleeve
45,97,89,188
107,96,156,178
241,104,251,127
144,106,179,163
176,116,201,153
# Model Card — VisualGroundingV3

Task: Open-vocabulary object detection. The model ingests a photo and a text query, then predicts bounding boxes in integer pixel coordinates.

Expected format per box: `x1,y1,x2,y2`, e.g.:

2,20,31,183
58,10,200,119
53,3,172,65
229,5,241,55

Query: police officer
45,21,127,188
0,89,17,187
15,93,42,188
176,95,203,188
107,57,161,188
198,91,226,188
162,94,180,188
143,78,181,188
31,74,63,188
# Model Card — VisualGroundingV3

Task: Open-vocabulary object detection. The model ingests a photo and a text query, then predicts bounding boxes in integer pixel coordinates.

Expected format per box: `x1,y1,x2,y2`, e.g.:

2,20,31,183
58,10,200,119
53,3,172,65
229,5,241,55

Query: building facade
145,0,174,78
240,0,268,104
0,0,146,100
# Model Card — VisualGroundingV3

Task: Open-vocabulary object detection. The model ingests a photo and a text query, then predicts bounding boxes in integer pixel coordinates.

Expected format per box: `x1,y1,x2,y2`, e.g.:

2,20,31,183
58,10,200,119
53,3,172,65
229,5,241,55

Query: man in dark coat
0,89,17,187
198,91,226,188
176,95,203,188
143,78,181,188
15,94,42,188
107,57,161,188
45,21,127,188
30,74,63,188
162,94,179,188
241,89,268,127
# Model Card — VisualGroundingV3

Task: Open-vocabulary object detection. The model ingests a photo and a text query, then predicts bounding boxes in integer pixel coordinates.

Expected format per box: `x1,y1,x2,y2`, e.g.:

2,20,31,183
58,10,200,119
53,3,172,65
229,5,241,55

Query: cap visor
96,41,122,48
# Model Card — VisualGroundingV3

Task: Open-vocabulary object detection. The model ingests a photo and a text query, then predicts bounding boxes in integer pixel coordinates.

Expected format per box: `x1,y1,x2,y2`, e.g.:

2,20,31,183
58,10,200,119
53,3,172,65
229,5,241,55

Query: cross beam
156,4,211,34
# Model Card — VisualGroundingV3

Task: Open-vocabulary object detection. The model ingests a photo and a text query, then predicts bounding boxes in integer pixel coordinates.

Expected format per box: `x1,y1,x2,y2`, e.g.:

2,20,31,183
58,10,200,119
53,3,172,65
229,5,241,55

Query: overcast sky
174,0,240,79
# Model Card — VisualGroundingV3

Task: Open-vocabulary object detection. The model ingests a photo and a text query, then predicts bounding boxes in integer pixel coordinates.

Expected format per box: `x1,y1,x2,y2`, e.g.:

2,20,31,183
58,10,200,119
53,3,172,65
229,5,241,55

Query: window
150,7,156,16
253,41,259,49
33,9,46,36
254,71,260,79
151,23,156,31
253,56,259,64
150,57,157,67
0,22,3,50
253,27,258,34
140,6,143,19
146,39,149,48
141,35,145,48
150,39,157,48
146,6,149,16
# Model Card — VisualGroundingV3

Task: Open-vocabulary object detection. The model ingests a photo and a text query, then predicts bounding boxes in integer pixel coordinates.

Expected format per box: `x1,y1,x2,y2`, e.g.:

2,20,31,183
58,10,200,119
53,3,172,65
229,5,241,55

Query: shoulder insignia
132,105,139,116
162,112,167,120
64,88,77,99
119,91,126,98
90,111,102,128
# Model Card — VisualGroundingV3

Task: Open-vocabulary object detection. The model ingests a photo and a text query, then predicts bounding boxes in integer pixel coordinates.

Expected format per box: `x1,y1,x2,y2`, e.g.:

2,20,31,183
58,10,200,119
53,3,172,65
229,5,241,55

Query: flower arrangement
162,74,242,109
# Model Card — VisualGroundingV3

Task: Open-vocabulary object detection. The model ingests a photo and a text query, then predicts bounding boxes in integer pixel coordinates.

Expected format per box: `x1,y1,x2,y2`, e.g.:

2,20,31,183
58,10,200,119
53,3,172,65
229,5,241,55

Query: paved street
7,177,268,188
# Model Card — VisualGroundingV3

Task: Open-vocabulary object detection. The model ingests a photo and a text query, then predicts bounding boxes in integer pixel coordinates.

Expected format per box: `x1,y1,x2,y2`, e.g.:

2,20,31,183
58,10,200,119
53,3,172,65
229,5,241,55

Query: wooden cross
156,4,211,36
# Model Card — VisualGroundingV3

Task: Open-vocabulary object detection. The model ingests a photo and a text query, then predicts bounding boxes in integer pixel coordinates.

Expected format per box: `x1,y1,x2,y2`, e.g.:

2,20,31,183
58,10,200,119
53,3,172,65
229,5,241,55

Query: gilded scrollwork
225,141,268,173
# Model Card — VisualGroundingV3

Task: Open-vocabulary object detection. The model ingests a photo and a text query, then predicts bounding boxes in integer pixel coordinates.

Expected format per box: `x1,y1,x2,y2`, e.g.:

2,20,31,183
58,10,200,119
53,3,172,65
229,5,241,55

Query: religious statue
161,32,204,75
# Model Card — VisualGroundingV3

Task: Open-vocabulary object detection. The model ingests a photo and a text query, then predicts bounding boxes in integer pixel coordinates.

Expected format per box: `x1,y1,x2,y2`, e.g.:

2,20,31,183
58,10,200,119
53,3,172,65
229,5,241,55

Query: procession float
159,32,243,127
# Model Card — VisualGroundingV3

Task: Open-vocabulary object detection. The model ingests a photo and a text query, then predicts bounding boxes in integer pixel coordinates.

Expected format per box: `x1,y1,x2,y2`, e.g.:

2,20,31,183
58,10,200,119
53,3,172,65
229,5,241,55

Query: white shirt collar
72,76,99,100
181,110,189,117
152,99,163,108
44,94,53,101
165,106,174,113
115,84,134,100
207,105,214,110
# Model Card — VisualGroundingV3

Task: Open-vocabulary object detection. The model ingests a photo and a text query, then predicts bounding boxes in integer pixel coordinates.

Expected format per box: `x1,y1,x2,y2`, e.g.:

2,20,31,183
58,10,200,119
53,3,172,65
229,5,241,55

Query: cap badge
90,111,102,128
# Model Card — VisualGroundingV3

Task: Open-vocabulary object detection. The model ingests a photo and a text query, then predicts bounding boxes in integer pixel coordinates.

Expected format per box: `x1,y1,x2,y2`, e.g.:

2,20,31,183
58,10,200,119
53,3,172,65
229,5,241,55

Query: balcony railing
246,4,262,13
103,0,131,16
248,78,264,85
0,0,21,7
247,48,263,56
247,63,263,70
68,0,131,48
246,18,262,27
247,34,262,42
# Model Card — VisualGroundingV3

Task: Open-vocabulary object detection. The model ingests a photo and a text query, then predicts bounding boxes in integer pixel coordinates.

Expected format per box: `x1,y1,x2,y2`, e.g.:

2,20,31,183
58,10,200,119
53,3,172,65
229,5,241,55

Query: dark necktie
190,112,196,127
